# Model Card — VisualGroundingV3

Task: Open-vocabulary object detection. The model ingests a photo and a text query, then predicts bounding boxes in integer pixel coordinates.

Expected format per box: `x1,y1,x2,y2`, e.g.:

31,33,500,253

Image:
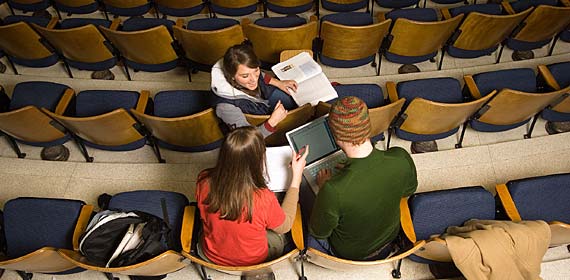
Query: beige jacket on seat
444,220,551,280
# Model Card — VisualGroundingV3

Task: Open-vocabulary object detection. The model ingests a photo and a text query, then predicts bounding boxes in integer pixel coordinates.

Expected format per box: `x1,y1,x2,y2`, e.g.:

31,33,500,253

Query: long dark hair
203,126,267,223
222,43,261,96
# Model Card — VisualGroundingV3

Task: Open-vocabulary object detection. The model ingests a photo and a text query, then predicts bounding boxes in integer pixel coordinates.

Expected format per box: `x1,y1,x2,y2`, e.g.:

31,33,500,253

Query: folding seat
495,173,570,248
0,81,74,158
6,0,50,14
42,89,154,162
58,190,190,278
242,16,318,67
173,18,245,81
59,17,115,29
51,0,100,17
463,68,570,138
100,0,152,19
121,17,175,32
154,0,205,18
380,12,463,73
131,90,225,163
182,203,307,280
422,0,467,8
506,0,559,13
245,104,314,146
441,8,531,63
0,21,60,75
265,0,314,16
32,20,119,79
3,14,56,27
446,3,502,17
503,4,570,59
371,0,420,17
318,12,391,75
321,0,370,13
99,25,179,80
384,7,439,22
537,62,570,134
400,186,495,265
209,0,260,17
0,197,93,279
387,77,494,152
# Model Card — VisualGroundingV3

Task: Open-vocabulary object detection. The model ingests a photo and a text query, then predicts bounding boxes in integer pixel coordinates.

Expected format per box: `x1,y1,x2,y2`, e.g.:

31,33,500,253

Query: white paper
265,146,293,192
272,52,338,106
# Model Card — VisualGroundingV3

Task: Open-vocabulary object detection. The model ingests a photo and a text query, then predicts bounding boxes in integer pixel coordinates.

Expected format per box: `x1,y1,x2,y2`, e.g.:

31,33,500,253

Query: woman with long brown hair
211,43,299,138
195,126,308,266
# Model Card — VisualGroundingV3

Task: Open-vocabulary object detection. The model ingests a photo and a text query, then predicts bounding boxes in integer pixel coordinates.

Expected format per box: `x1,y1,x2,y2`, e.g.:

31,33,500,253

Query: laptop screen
286,116,339,164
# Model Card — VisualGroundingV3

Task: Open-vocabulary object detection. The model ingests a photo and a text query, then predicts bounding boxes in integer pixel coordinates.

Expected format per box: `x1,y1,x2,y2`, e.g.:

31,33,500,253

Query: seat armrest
291,204,304,250
561,0,570,7
47,17,59,29
73,205,94,251
501,1,516,15
495,183,522,222
176,19,184,28
400,197,416,243
110,18,121,31
386,82,399,103
464,75,482,100
538,65,561,90
376,12,386,22
180,205,195,254
135,90,150,113
441,8,452,20
309,15,317,22
55,88,75,115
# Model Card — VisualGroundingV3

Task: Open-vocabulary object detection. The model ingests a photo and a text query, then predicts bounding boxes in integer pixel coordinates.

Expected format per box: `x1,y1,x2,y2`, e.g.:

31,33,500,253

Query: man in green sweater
308,96,418,260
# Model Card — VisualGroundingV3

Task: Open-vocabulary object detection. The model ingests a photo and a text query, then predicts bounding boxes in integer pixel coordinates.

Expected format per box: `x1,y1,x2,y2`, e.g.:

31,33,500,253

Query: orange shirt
195,173,285,266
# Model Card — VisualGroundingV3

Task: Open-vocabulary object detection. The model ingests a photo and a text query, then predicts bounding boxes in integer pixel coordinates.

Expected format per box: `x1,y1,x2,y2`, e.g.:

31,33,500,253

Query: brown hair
222,43,261,96
203,126,267,223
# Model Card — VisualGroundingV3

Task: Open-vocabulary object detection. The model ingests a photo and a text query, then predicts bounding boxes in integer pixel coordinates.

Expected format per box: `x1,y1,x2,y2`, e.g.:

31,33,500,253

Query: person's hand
316,168,332,190
267,100,287,127
290,145,309,188
276,80,298,95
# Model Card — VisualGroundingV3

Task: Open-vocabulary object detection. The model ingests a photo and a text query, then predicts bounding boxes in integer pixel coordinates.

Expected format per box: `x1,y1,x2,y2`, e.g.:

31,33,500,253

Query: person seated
195,126,309,266
308,96,418,261
211,43,299,138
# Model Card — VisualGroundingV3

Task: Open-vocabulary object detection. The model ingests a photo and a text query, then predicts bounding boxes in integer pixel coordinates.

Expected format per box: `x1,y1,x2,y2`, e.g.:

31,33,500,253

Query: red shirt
195,172,285,266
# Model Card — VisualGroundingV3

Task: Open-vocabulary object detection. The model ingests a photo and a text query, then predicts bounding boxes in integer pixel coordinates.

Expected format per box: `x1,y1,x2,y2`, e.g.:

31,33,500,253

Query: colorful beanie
328,96,371,144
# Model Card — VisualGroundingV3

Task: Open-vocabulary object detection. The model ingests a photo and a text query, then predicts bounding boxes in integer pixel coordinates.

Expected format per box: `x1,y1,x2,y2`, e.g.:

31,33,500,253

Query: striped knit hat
328,96,371,144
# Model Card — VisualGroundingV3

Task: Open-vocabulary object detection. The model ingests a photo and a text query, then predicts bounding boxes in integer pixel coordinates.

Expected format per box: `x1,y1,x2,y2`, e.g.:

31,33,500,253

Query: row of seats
1,2,569,80
0,61,567,162
0,171,567,279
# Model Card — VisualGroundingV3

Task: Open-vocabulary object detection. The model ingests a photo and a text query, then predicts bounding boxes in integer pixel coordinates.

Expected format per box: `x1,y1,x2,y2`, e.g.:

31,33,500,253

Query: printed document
272,52,338,106
265,146,292,192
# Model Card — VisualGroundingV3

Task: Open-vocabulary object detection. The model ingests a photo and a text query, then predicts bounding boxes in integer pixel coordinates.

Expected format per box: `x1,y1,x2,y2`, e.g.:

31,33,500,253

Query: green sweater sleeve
309,183,340,239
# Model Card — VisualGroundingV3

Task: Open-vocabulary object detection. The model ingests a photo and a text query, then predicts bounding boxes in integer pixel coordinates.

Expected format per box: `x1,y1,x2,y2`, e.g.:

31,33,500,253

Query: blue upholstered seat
107,190,190,251
153,90,212,118
407,186,495,264
60,18,112,29
104,1,151,17
501,173,570,224
156,1,204,17
210,2,258,16
385,8,438,22
561,29,570,42
330,84,385,108
3,197,85,259
266,0,313,14
254,16,306,28
3,15,51,27
510,0,558,13
122,17,175,32
186,18,239,31
322,0,368,12
468,68,536,131
395,78,464,141
9,81,69,112
7,0,50,12
541,62,570,122
54,0,99,15
375,0,419,9
449,3,502,17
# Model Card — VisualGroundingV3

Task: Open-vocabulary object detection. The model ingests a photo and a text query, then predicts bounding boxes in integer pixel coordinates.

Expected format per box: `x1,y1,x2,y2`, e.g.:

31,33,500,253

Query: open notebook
272,52,338,106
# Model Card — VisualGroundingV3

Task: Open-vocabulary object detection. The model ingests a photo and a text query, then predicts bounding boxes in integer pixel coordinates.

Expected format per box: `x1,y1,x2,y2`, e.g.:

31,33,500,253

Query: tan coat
444,220,551,280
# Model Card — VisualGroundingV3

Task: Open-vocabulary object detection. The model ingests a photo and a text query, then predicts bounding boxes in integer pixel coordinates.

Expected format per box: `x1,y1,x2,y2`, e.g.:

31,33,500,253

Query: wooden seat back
33,24,115,64
155,0,203,9
131,108,224,148
0,22,53,60
0,106,67,142
243,18,318,64
53,0,96,7
512,5,570,43
476,87,570,125
320,19,391,61
43,109,145,146
102,0,149,9
245,104,314,146
452,9,531,51
211,0,259,9
388,15,463,57
267,0,313,7
99,25,178,65
400,93,495,135
173,24,245,66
